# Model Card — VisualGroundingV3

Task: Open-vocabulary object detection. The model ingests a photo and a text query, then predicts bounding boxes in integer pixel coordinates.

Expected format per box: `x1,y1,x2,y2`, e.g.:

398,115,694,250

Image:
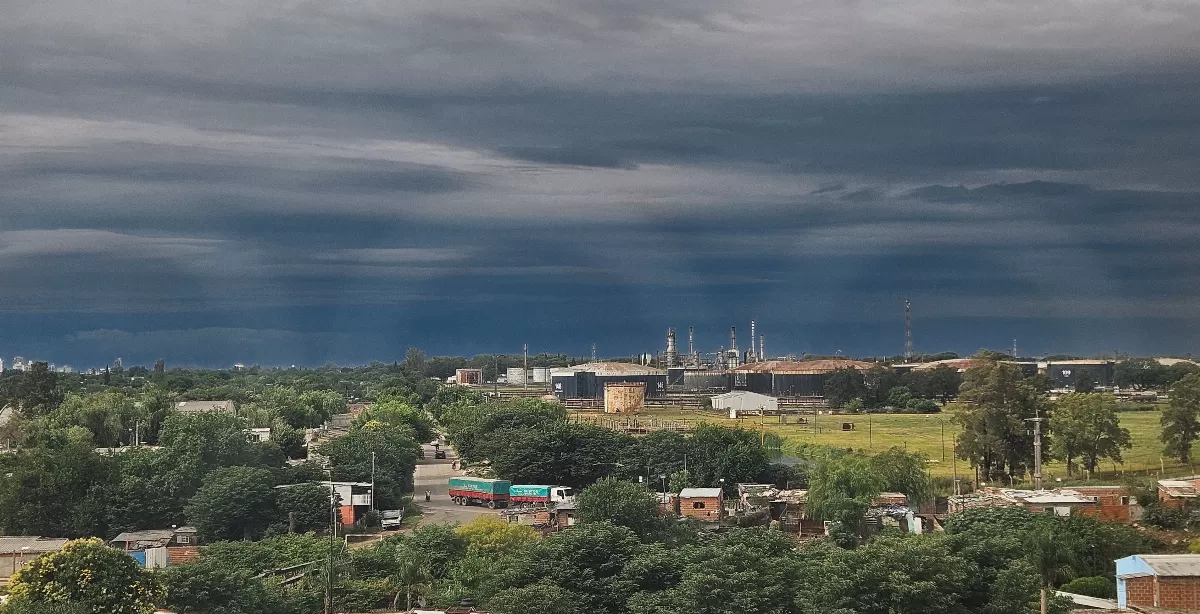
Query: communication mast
904,299,914,361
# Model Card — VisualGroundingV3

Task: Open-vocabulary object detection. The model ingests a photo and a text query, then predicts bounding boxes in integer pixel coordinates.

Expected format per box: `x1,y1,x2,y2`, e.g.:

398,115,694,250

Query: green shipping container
509,485,551,500
448,477,511,495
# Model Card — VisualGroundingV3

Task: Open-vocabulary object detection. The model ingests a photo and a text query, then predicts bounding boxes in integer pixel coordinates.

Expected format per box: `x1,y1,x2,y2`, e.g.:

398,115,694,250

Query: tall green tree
954,361,1048,481
317,421,421,506
12,362,62,416
824,368,867,408
185,466,279,541
0,442,118,538
1163,374,1200,463
578,478,661,537
1049,393,1131,475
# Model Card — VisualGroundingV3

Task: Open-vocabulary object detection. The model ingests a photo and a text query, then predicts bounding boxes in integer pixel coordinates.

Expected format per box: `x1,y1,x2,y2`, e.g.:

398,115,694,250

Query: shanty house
1159,477,1200,509
679,488,725,521
1117,555,1200,611
109,527,201,567
949,487,1107,518
0,537,68,583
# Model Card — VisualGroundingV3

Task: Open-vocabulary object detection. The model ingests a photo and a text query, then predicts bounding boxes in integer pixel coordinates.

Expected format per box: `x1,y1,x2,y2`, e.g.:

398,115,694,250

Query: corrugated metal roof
1137,555,1200,577
913,358,987,372
730,359,874,374
0,536,69,554
679,488,724,498
551,362,666,376
111,529,176,545
175,400,234,413
1158,478,1200,498
710,391,776,401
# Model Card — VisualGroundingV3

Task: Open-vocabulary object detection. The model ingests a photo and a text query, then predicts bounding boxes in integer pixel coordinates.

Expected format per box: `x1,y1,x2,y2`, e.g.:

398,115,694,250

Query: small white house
246,427,271,443
711,391,779,418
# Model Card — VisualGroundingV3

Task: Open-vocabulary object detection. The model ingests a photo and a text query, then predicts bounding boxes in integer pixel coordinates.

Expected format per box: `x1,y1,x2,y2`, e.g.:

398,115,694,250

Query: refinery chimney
665,328,678,367
760,334,765,361
749,320,757,362
730,327,737,352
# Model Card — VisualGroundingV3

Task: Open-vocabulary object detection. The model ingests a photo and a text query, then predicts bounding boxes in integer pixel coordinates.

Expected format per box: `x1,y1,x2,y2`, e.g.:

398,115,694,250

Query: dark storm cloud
2,0,1200,364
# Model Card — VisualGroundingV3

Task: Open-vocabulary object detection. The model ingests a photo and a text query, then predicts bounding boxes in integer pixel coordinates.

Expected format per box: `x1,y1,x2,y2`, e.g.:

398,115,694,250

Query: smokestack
760,334,765,361
730,327,737,351
750,320,756,355
688,327,694,355
666,328,678,367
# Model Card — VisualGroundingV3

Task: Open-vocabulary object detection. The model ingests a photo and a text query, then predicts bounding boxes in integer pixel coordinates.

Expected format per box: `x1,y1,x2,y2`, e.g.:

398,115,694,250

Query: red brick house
1159,477,1200,509
1118,555,1200,610
679,488,725,522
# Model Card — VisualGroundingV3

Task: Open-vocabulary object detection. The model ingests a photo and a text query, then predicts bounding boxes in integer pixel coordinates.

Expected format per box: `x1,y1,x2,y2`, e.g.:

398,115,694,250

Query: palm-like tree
1026,525,1079,614
391,547,433,612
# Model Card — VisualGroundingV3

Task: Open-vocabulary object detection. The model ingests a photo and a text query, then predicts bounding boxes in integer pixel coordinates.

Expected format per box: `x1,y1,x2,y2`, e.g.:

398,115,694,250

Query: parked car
434,449,447,459
380,509,403,530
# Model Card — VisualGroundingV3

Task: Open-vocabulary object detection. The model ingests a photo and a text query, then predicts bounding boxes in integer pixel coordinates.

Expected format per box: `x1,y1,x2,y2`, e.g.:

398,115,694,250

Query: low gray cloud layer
1,0,1199,365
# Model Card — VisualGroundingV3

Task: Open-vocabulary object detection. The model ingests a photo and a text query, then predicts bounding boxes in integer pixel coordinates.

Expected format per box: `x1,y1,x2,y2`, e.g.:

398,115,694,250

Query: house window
692,501,705,509
177,535,190,545
1121,496,1131,506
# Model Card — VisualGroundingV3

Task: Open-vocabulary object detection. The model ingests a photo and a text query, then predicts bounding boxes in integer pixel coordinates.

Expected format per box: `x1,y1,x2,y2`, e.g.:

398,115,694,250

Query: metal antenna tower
904,299,914,361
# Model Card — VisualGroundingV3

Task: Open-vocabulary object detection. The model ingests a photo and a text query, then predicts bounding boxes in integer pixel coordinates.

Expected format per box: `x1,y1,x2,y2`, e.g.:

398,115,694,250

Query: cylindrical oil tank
604,382,646,413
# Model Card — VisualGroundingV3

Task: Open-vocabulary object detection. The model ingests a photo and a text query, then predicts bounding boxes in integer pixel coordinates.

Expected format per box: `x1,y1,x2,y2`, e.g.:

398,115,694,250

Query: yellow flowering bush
7,538,162,614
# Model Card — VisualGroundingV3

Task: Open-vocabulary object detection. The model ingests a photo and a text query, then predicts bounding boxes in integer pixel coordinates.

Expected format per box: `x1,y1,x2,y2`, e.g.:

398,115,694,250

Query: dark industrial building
669,368,732,392
729,360,875,398
551,362,667,400
1042,360,1115,389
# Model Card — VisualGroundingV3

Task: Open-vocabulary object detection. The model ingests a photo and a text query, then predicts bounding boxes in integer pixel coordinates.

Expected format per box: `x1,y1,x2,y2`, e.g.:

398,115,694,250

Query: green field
634,405,1192,484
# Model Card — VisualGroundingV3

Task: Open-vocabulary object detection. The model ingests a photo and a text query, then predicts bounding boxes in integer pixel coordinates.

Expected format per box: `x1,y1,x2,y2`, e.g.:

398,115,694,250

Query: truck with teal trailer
448,477,511,508
508,484,576,505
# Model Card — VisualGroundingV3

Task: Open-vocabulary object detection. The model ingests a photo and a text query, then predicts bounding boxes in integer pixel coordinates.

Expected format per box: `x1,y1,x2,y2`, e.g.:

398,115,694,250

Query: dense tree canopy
1163,373,1200,463
955,361,1049,481
1049,393,1131,475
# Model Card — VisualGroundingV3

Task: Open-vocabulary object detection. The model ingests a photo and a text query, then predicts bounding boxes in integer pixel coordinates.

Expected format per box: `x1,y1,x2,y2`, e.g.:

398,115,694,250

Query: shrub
1059,576,1114,598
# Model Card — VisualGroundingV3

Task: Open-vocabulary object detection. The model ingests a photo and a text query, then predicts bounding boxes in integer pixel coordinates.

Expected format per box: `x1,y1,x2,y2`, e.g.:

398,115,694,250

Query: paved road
412,443,494,526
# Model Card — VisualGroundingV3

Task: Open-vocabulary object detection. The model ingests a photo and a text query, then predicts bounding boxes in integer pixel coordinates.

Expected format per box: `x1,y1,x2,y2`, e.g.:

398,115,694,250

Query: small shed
710,391,778,418
679,487,725,522
0,537,68,582
1117,554,1200,611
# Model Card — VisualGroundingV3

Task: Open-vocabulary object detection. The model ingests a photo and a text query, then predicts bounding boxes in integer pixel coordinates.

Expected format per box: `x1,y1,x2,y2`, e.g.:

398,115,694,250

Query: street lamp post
937,418,945,461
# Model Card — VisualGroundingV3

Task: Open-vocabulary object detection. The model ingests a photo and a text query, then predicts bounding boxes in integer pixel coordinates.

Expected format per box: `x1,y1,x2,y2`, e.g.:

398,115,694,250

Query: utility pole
326,472,336,614
370,452,376,511
1027,414,1045,490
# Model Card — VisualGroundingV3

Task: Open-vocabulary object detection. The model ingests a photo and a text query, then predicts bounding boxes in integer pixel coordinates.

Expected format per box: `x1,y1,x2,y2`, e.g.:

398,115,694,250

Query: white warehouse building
710,391,778,418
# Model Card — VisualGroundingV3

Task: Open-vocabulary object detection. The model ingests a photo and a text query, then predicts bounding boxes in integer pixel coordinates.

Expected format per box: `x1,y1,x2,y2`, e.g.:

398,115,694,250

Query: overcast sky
2,0,1200,367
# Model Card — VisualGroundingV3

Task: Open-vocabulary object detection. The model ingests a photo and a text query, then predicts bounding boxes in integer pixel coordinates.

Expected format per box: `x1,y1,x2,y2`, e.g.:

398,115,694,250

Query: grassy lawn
631,405,1192,484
